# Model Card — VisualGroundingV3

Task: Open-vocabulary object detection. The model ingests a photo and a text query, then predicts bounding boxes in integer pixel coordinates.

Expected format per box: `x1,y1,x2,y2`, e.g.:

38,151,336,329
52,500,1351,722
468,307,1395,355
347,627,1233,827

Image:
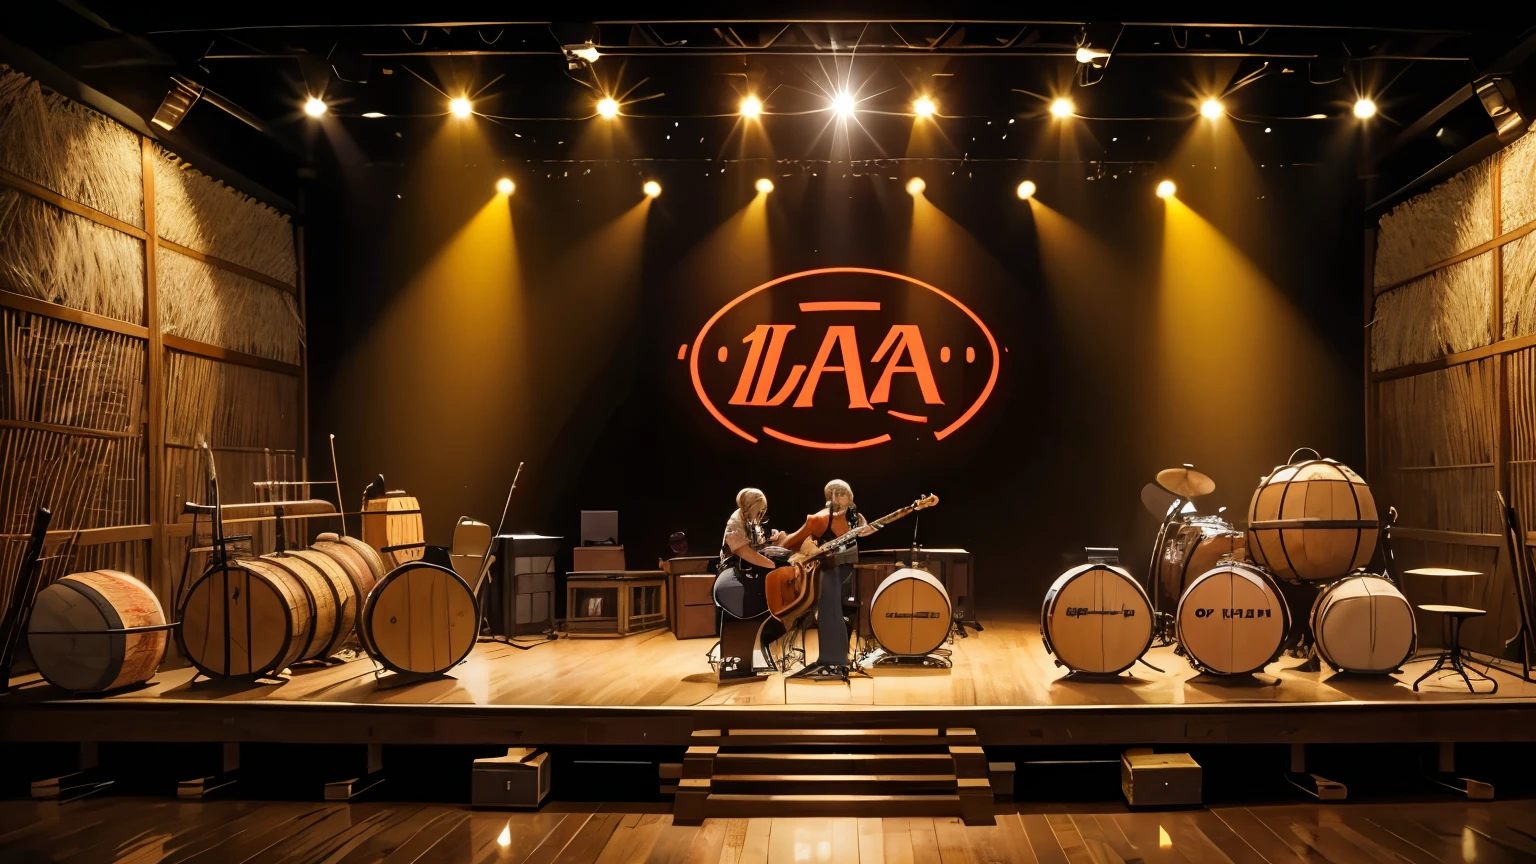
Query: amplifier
483,534,562,637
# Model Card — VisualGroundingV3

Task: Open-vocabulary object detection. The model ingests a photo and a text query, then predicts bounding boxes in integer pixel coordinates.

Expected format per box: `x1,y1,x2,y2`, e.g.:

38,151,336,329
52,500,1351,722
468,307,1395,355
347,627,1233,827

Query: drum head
363,562,477,675
870,568,951,656
179,561,303,678
1042,564,1152,674
1312,576,1415,673
1177,564,1287,675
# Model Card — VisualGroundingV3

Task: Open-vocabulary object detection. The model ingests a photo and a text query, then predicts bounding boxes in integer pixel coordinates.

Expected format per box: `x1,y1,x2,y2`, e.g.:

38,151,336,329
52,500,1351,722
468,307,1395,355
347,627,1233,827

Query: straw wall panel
3,310,145,432
1376,360,1498,534
0,66,143,227
1503,128,1536,232
0,189,145,324
1505,232,1536,339
153,148,295,283
158,247,302,364
1369,253,1492,370
1374,160,1493,290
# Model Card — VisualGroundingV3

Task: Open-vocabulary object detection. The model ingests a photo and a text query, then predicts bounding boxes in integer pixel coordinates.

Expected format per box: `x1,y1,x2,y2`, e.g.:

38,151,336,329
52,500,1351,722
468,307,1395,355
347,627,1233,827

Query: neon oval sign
684,267,999,450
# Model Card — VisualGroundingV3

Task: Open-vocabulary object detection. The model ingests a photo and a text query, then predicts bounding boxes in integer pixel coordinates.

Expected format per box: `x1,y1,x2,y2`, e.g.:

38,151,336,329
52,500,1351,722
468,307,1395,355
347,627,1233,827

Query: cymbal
1140,483,1178,518
1156,465,1215,498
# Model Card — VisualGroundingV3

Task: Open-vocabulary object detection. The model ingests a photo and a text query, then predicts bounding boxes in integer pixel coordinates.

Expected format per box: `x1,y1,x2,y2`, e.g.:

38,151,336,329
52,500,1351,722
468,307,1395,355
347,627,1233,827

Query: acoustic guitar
764,494,940,622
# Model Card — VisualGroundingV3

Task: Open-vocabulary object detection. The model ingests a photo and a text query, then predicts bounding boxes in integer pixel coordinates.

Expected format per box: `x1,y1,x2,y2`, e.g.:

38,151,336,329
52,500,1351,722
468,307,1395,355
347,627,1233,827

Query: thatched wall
0,188,145,324
158,247,302,363
1504,129,1536,232
1370,253,1492,370
1376,360,1499,534
1374,160,1493,289
154,149,296,283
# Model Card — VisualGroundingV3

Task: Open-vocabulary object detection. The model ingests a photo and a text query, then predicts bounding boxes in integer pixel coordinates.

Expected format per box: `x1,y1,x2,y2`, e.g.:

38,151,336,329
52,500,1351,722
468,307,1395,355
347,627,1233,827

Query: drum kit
1043,449,1417,680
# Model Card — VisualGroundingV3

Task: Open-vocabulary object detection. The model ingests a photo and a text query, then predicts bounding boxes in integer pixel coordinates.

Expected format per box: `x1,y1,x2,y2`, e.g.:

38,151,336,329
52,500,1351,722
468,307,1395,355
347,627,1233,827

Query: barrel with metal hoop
27,570,169,693
262,551,357,660
1176,560,1292,676
360,561,477,676
1310,572,1416,674
362,491,426,570
1041,563,1153,675
870,568,952,657
311,532,385,604
712,546,792,621
1248,449,1379,583
178,558,314,679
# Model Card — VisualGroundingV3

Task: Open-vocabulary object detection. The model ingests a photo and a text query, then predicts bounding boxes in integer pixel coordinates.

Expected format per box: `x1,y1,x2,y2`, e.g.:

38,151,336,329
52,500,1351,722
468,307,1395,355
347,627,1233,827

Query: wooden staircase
674,727,994,825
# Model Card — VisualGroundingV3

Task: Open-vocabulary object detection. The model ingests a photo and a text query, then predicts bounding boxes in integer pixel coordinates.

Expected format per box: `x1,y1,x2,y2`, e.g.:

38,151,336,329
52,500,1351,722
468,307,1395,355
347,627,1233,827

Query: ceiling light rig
1200,98,1223,119
913,96,937,118
303,97,327,117
1016,180,1036,200
1075,47,1110,65
598,97,620,119
449,97,473,118
1050,98,1075,119
1353,98,1377,119
1156,180,1177,198
740,95,763,118
755,178,774,194
496,178,515,195
643,180,661,197
906,177,926,196
833,92,856,117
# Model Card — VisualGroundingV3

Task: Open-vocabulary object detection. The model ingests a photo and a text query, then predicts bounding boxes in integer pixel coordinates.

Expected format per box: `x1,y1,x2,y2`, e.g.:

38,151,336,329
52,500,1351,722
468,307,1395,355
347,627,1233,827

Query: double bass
763,494,940,622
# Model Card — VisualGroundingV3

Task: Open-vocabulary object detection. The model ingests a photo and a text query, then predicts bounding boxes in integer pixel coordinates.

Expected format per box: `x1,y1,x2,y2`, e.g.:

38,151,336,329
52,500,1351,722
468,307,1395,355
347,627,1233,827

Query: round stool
1412,605,1496,694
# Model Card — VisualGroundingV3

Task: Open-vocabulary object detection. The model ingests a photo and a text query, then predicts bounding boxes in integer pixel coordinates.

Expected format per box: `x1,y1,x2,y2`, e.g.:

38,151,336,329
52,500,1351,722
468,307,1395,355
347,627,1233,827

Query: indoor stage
3,618,1534,749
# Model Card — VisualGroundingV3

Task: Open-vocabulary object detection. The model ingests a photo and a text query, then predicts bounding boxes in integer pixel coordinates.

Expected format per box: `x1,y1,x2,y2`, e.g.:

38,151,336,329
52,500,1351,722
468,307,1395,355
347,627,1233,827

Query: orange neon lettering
793,326,872,409
729,324,804,406
870,325,943,405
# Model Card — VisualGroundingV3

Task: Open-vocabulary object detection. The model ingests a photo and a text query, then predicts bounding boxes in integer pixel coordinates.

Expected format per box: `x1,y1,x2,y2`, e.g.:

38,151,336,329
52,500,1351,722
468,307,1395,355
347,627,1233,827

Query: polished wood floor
2,798,1535,863
5,617,1534,710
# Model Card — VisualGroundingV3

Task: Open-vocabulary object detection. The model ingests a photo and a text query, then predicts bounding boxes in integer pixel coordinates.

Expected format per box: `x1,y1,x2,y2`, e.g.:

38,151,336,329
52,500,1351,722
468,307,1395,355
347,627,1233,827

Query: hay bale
1505,232,1536,339
153,147,295,284
0,189,146,324
158,247,302,364
2,309,145,433
1375,160,1494,289
1503,128,1536,232
0,67,143,228
1370,253,1492,370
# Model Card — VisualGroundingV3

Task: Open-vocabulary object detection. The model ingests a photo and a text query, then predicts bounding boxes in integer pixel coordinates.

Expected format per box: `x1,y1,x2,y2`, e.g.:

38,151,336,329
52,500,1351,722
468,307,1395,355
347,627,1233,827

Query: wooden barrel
264,552,356,660
1176,561,1291,675
1247,452,1379,583
313,532,384,598
361,561,477,675
361,494,425,570
1310,574,1416,674
869,568,952,657
27,570,167,693
1041,564,1153,675
178,559,313,678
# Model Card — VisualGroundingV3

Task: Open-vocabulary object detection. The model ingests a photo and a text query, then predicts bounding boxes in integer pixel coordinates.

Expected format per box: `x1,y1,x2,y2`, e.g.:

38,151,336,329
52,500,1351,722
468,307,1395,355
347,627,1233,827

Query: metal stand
325,744,386,800
1413,614,1498,694
31,743,111,802
178,742,240,798
1284,744,1347,800
1145,495,1189,648
1425,743,1494,800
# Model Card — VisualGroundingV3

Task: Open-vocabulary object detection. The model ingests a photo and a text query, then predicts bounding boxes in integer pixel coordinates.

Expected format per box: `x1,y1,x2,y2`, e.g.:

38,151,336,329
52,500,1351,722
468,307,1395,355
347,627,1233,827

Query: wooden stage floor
4,618,1535,747
3,797,1535,864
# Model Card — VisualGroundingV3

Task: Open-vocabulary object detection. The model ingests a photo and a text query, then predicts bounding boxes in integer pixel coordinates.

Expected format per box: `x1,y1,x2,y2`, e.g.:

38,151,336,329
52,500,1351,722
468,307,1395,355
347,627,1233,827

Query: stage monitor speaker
487,534,561,637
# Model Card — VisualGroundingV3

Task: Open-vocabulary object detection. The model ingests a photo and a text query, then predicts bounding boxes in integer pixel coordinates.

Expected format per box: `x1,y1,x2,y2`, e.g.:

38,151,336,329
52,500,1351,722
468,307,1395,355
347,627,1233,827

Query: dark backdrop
305,131,1365,613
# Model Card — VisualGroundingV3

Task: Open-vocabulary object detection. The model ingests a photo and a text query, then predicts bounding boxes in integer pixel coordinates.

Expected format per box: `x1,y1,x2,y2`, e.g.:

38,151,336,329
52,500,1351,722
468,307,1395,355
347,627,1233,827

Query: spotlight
449,97,473,118
1156,180,1176,199
361,112,385,118
597,97,620,119
740,95,762,118
1353,98,1377,119
913,96,936,118
572,44,601,64
150,75,205,131
496,178,515,195
833,92,856,116
303,97,327,117
1050,98,1074,118
755,178,774,194
1200,98,1223,119
643,180,661,198
1075,47,1109,64
906,177,926,196
1016,180,1036,200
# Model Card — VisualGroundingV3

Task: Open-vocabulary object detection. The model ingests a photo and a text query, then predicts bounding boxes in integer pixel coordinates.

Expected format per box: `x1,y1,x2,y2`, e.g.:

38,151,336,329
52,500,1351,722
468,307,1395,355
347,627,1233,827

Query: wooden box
471,748,551,809
664,556,720,640
565,572,668,637
1120,749,1201,808
573,545,626,572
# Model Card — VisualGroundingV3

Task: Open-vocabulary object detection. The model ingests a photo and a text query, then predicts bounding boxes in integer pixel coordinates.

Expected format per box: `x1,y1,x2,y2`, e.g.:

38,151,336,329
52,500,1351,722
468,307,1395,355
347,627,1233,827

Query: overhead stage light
449,97,473,118
151,75,205,131
362,112,385,118
833,92,856,116
1156,180,1176,199
598,97,620,119
906,177,926,196
572,44,601,63
496,178,515,195
1050,98,1075,118
1016,180,1036,200
1075,47,1109,64
740,96,762,118
1353,98,1377,119
644,180,661,198
913,96,936,118
1200,98,1223,119
755,178,774,194
303,97,328,117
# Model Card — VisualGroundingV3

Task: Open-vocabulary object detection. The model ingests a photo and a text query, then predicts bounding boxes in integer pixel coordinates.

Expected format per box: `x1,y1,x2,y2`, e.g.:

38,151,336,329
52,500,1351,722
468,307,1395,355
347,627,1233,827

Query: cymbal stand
1145,495,1188,647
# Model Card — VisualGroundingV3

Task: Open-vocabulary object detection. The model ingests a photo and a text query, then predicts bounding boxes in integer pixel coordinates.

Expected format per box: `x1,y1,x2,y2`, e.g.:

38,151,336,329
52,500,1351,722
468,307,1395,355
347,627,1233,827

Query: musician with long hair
791,479,873,681
715,488,788,681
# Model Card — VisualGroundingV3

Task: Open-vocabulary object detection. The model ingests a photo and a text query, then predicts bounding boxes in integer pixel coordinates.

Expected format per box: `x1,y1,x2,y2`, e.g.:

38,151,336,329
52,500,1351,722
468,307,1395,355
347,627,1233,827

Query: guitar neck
810,503,918,563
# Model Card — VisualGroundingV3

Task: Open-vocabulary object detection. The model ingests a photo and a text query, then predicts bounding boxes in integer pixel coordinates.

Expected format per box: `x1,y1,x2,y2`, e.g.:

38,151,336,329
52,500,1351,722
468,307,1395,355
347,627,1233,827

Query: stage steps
675,727,993,824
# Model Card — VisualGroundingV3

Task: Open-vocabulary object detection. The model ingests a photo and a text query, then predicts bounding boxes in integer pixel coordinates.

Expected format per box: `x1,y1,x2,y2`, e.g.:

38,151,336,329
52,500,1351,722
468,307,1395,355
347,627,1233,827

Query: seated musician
716,488,787,681
789,479,874,681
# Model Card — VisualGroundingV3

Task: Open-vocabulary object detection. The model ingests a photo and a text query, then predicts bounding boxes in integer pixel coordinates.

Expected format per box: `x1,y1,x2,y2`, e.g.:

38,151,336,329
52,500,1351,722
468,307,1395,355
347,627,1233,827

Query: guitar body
766,561,820,622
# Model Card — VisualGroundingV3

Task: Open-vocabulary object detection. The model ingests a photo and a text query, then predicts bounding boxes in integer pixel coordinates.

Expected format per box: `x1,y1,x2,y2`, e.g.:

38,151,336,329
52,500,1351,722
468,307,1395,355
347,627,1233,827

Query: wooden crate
564,572,668,637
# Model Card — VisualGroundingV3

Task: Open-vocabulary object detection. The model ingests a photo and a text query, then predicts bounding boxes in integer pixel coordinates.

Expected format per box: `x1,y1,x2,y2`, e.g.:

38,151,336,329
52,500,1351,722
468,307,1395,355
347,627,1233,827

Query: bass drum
870,568,952,657
1041,563,1153,675
1311,574,1416,674
179,558,313,679
1177,561,1291,675
712,546,791,621
361,561,477,675
1160,516,1247,610
27,570,167,693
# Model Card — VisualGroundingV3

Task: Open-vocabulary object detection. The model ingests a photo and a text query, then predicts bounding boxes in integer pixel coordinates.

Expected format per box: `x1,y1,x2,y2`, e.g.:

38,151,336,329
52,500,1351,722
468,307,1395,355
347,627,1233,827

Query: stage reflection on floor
6,617,1534,709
